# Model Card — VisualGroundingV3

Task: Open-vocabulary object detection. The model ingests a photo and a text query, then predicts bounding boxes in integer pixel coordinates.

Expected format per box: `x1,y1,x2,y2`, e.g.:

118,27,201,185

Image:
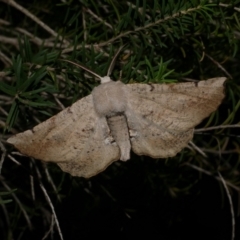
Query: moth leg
129,129,138,138
95,117,110,139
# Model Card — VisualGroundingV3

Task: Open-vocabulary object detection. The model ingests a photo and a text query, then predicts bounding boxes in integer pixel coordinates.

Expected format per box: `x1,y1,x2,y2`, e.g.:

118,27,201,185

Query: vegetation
0,0,239,239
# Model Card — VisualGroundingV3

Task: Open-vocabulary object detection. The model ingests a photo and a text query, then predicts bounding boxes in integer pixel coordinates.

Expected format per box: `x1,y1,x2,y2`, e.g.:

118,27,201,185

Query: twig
0,141,6,174
0,71,9,78
185,163,240,192
1,180,33,229
30,174,35,201
195,124,240,132
0,50,12,66
0,18,69,48
189,141,208,157
100,184,116,202
15,27,69,48
7,154,22,165
53,95,66,110
42,214,55,240
29,161,36,201
205,53,232,79
0,18,10,25
43,165,61,202
198,149,239,154
84,7,113,30
218,172,235,240
213,136,222,159
62,5,202,53
0,0,69,44
219,3,240,13
39,183,64,240
98,6,201,47
0,36,19,49
0,121,6,130
126,2,151,20
0,106,8,117
35,165,64,240
82,7,87,41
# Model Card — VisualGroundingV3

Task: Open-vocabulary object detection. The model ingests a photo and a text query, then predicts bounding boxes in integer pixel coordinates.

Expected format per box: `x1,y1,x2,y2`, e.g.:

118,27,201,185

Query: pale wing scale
58,117,120,178
7,95,120,178
125,78,226,132
126,108,194,158
125,77,226,158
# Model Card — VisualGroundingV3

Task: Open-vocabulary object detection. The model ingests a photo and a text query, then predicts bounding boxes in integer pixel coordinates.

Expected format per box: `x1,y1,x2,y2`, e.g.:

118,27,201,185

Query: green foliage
0,190,15,205
1,47,58,131
0,0,239,239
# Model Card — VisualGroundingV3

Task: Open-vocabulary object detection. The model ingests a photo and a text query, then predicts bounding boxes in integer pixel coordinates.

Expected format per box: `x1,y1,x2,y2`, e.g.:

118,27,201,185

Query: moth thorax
100,76,111,83
92,81,127,117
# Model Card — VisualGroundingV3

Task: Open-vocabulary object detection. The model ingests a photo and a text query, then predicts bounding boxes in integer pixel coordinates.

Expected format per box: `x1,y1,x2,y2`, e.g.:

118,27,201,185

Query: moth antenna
107,44,126,77
62,59,102,81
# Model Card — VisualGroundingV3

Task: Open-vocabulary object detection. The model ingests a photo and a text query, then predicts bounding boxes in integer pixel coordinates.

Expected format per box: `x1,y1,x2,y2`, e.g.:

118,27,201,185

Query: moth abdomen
107,114,131,161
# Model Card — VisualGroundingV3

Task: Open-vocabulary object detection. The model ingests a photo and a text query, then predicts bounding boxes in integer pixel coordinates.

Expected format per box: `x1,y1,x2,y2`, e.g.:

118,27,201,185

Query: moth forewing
124,77,226,158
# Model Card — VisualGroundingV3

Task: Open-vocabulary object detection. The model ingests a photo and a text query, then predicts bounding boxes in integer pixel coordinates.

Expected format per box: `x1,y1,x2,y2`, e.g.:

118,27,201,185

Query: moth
7,50,226,178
